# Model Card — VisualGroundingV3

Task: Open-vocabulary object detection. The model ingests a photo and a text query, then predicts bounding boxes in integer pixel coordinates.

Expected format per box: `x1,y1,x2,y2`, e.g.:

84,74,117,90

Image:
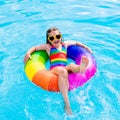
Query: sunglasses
48,34,62,41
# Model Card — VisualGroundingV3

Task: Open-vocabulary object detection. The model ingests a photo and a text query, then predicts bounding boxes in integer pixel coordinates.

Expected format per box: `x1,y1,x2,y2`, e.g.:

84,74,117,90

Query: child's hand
24,52,32,64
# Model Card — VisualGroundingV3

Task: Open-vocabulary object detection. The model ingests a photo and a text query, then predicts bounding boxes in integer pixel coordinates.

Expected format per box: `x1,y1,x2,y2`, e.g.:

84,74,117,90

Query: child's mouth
54,40,59,44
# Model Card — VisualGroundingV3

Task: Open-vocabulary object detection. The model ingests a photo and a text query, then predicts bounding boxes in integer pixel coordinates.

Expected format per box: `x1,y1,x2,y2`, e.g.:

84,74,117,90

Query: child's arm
76,42,92,53
65,40,92,53
24,44,50,63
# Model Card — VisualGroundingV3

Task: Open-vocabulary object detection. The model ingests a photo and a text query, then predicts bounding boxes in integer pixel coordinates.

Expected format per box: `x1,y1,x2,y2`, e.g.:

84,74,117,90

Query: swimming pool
0,0,120,120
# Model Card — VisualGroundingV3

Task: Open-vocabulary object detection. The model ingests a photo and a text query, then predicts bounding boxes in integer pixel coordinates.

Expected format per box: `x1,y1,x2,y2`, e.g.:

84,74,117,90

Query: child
24,27,91,115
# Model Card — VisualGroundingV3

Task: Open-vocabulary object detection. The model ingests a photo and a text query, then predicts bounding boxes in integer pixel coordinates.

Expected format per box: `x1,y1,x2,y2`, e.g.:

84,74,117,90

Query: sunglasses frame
48,34,62,41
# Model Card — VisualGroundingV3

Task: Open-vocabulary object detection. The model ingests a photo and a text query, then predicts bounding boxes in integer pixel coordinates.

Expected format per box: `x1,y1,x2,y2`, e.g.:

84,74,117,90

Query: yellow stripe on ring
25,62,46,80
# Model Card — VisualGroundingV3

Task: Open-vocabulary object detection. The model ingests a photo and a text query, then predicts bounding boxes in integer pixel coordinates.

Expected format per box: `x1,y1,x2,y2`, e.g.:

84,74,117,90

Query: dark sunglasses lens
56,35,61,39
49,36,54,41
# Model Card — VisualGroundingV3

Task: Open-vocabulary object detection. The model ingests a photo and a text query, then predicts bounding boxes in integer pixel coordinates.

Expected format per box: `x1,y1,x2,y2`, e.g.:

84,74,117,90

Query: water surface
0,0,120,120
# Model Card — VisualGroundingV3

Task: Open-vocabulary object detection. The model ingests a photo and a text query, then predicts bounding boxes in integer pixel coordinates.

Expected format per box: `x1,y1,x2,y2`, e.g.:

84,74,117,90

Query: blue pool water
0,0,120,120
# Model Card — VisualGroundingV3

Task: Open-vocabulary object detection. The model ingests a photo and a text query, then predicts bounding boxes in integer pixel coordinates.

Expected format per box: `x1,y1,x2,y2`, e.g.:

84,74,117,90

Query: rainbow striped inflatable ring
24,45,97,92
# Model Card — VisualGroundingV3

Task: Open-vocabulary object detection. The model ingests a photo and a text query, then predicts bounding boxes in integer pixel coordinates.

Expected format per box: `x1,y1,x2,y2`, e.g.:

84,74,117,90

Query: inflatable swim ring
24,45,97,92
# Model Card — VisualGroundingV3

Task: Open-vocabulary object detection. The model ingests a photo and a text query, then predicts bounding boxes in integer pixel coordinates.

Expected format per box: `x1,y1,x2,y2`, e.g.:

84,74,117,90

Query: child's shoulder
64,40,76,43
40,43,51,47
63,40,76,46
36,43,51,50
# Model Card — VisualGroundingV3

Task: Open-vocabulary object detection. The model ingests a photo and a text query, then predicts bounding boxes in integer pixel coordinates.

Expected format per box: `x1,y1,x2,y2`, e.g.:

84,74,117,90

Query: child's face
48,30,62,47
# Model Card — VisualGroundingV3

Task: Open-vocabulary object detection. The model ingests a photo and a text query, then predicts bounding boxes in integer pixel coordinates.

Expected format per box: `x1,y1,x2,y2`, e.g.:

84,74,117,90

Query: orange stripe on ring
48,74,59,92
32,70,58,91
